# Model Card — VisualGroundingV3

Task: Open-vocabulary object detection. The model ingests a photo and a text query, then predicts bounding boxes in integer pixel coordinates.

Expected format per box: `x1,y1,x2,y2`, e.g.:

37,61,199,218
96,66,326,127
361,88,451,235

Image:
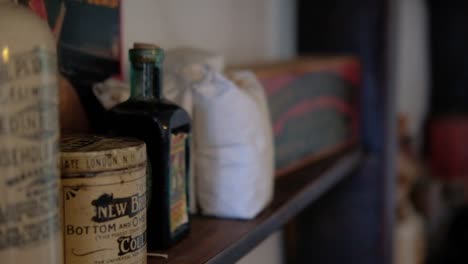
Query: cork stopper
130,43,164,64
61,135,147,175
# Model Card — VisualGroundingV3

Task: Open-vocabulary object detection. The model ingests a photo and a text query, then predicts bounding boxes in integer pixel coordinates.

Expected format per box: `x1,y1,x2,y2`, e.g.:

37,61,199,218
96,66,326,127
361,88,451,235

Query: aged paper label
169,133,189,235
0,47,62,262
62,166,147,264
61,135,147,174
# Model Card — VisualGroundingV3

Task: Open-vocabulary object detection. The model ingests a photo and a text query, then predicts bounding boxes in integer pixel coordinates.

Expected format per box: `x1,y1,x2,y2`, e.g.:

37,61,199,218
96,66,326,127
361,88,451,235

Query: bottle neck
130,61,162,101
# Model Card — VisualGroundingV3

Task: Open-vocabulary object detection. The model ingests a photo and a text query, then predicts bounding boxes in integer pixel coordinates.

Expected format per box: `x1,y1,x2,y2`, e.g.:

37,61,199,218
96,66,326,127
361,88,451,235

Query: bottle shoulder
0,3,56,52
109,99,191,129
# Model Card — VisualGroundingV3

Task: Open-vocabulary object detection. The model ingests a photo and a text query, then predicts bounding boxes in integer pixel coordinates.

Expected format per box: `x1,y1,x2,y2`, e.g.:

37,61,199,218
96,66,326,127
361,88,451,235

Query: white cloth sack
164,48,274,219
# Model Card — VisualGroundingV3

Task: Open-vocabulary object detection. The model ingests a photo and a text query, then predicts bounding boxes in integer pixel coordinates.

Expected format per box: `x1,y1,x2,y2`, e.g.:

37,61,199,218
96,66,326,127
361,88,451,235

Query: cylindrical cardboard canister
60,135,147,264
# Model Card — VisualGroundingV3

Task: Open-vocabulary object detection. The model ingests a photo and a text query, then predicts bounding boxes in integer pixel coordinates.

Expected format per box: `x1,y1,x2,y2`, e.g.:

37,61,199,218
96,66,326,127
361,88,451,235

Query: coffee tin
60,135,147,264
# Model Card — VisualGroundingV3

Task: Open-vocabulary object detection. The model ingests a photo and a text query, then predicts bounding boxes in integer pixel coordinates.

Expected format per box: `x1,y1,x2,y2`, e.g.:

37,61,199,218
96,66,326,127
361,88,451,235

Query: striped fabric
248,57,361,175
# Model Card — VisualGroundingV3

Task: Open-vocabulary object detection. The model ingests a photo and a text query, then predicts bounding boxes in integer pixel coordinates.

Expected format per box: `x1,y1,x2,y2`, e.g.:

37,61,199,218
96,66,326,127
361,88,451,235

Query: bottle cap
130,42,164,64
134,43,160,50
61,135,147,175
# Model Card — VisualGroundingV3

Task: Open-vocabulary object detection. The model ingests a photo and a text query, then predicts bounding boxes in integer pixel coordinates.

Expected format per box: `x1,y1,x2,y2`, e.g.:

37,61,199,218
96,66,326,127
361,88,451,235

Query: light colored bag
164,48,274,219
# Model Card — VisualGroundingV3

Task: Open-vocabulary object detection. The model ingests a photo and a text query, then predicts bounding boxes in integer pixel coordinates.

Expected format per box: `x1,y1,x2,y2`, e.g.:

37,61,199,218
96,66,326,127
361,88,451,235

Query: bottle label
169,133,189,235
0,47,61,261
62,166,147,264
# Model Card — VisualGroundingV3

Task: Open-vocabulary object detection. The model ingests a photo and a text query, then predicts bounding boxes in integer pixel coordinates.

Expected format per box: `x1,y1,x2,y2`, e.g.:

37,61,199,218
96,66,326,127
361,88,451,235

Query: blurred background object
395,115,426,264
58,75,90,133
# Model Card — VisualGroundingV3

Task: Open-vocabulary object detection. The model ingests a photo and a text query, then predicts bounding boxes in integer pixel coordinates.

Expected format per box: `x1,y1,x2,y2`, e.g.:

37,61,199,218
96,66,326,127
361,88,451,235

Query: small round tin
60,135,147,264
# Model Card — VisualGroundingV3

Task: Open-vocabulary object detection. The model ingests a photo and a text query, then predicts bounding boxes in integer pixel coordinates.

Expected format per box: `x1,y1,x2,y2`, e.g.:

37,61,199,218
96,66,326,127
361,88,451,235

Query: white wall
122,0,296,78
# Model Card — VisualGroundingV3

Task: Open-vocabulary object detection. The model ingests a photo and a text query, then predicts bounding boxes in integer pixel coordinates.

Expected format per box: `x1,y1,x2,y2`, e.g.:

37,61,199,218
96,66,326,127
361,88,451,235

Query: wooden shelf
148,149,362,264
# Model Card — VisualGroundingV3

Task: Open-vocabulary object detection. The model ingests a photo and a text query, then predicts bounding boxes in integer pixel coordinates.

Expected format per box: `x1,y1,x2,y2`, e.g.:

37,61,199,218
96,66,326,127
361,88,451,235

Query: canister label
63,166,147,264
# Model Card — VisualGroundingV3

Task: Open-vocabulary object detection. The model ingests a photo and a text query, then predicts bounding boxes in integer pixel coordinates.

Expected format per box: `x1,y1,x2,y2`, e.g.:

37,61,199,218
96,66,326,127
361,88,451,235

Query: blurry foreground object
0,1,62,263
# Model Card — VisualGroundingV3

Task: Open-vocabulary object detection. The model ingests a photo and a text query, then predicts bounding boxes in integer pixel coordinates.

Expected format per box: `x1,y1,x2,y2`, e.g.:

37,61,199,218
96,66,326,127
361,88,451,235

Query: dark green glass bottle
108,43,191,249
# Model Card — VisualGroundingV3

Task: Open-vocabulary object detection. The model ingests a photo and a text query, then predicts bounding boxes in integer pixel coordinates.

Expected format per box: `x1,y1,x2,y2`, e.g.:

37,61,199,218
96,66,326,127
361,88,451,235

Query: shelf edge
207,150,363,264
